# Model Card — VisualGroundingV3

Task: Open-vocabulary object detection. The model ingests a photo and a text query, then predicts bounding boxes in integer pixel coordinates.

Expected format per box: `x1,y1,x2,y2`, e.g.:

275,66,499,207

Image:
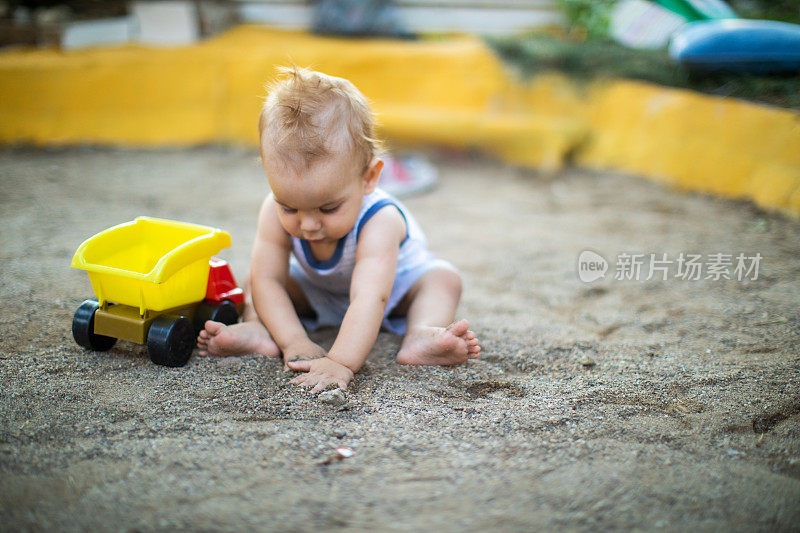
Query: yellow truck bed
71,217,232,314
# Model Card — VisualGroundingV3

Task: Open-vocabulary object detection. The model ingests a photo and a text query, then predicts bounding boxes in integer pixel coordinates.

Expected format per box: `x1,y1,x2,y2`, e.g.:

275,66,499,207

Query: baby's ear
362,159,383,194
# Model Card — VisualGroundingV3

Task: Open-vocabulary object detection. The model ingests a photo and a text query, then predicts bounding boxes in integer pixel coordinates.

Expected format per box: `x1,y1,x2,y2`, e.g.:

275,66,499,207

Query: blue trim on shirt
300,237,346,270
355,199,409,244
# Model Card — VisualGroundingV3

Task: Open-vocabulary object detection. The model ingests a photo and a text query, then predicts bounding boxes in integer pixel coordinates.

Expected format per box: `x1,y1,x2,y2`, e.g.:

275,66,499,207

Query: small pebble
335,447,354,458
319,388,347,406
218,357,242,370
319,446,355,465
580,356,596,367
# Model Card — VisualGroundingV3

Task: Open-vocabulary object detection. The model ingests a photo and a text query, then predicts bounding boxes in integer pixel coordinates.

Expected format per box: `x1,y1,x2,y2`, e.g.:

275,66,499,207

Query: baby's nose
299,214,322,231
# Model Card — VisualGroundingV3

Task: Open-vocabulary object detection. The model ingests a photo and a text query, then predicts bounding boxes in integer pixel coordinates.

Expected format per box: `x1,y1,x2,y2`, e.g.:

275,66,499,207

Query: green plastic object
653,0,736,21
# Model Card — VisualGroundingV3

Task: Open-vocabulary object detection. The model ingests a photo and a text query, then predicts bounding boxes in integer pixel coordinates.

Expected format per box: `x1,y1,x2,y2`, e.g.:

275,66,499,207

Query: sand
1,146,798,531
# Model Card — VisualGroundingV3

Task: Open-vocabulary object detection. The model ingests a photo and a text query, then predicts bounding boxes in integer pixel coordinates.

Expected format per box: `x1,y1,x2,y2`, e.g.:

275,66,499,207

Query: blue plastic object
669,19,800,74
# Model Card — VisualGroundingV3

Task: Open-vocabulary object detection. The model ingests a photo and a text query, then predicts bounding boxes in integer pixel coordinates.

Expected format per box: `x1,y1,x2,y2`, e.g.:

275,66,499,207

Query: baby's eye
281,207,297,214
320,205,340,214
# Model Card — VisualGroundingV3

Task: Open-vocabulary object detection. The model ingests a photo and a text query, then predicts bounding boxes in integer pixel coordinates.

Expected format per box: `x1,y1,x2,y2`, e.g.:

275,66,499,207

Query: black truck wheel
147,315,194,367
72,299,117,352
192,300,239,333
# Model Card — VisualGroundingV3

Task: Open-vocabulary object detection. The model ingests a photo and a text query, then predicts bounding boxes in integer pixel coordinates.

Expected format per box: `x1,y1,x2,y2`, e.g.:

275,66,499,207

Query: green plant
486,33,800,109
556,0,616,39
729,0,800,24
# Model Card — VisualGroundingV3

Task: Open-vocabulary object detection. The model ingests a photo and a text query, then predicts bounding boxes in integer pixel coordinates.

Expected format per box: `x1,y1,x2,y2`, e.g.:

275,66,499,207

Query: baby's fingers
309,379,332,394
290,373,312,386
292,373,327,391
287,360,313,372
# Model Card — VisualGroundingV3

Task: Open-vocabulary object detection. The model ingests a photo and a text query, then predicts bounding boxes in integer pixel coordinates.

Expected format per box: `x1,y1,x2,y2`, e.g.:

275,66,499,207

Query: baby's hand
282,338,327,371
287,357,354,393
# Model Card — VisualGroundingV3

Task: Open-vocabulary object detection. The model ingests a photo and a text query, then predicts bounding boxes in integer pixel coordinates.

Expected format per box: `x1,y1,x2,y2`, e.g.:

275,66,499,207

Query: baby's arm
288,207,406,391
250,195,326,363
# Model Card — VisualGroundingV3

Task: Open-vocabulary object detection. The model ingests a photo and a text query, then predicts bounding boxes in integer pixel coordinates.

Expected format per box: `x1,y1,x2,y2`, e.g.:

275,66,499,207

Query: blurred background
1,1,799,212
1,0,798,108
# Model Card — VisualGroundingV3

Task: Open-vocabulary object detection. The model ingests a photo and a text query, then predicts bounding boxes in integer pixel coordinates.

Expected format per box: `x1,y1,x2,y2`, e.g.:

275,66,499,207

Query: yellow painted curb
576,79,800,217
1,26,799,217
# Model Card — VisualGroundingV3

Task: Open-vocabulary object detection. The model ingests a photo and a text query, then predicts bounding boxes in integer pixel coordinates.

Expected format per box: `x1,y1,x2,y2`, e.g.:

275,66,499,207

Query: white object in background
238,2,311,30
610,0,687,49
62,17,136,50
684,0,737,20
236,0,563,37
131,1,199,46
379,153,438,198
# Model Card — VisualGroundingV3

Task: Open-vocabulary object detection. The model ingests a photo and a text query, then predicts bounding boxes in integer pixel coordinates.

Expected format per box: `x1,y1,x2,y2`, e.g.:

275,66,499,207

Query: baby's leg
196,275,311,358
395,268,481,366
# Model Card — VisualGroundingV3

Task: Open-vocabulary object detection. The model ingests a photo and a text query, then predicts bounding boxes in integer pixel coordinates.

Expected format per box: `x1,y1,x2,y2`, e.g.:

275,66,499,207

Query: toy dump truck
71,216,244,367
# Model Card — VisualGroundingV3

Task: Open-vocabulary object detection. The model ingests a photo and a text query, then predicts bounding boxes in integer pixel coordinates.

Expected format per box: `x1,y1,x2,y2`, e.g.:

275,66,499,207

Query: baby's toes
447,319,470,338
467,344,481,358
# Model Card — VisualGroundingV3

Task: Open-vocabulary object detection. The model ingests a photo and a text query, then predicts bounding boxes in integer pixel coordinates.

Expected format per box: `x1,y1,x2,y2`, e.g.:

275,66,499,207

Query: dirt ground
1,146,799,531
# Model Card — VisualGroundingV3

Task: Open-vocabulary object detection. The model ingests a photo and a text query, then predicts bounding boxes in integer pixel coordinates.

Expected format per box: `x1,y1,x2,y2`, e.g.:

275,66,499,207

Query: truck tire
192,300,239,333
147,315,194,367
72,299,117,352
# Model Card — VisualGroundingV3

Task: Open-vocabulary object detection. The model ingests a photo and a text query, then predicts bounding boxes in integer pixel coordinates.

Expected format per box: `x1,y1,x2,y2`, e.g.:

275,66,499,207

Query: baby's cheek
336,212,361,237
331,222,353,240
278,216,299,237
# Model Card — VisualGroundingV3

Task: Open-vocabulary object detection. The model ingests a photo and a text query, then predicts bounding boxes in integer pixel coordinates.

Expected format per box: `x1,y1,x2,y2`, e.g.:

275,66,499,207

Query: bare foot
196,320,280,358
396,319,481,366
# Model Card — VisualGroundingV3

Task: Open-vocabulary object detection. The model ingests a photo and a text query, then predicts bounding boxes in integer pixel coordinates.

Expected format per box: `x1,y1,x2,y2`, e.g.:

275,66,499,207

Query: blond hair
259,66,381,173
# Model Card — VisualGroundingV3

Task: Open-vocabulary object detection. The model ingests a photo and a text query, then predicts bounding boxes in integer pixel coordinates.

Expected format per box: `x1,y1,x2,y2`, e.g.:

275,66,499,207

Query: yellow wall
577,80,800,215
1,26,798,216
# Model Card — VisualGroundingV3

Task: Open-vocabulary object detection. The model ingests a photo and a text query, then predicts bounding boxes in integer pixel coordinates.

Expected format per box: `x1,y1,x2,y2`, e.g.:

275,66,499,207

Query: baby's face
265,153,370,245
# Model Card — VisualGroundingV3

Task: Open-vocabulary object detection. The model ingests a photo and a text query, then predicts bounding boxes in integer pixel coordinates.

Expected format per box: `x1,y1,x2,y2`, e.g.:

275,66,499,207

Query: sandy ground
1,146,799,531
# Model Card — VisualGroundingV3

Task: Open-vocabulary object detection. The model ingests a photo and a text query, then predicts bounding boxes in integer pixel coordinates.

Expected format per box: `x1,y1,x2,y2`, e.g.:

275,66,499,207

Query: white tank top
289,188,434,296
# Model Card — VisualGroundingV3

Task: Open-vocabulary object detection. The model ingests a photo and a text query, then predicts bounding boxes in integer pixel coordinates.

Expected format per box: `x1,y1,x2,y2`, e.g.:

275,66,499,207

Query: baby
197,66,480,392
